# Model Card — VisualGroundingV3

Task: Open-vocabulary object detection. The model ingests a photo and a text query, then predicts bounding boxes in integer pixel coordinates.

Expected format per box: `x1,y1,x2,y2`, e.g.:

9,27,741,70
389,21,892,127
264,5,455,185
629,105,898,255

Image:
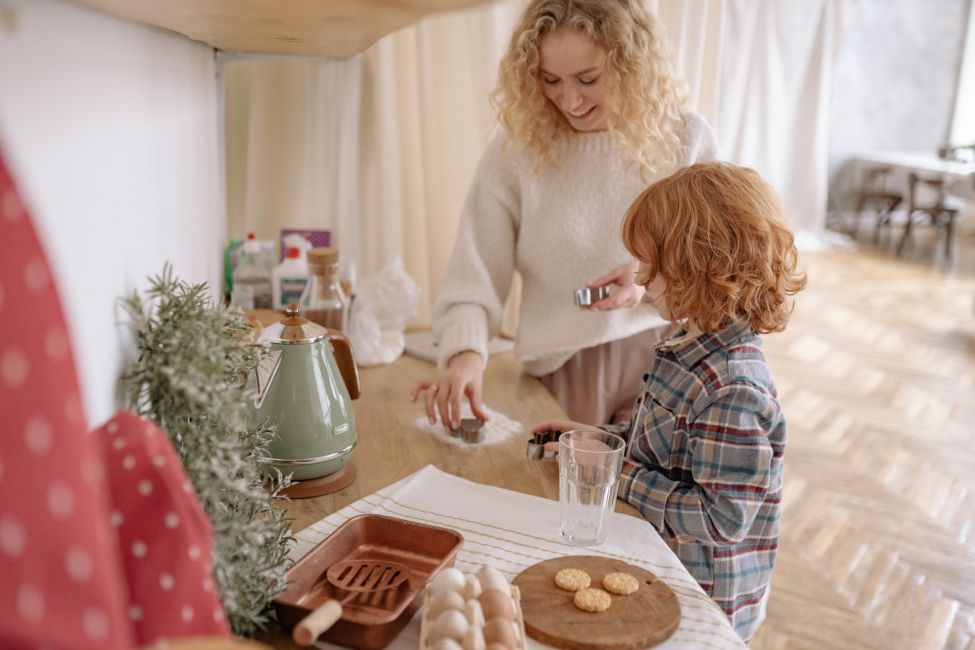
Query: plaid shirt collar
656,321,756,369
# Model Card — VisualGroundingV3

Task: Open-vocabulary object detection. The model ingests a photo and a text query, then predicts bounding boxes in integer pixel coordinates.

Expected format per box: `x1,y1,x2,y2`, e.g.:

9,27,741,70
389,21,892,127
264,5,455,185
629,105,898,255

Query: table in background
852,150,975,200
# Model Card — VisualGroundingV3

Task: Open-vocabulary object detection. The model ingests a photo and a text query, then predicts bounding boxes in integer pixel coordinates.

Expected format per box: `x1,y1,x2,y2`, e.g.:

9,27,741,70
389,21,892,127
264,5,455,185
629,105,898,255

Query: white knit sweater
432,111,719,376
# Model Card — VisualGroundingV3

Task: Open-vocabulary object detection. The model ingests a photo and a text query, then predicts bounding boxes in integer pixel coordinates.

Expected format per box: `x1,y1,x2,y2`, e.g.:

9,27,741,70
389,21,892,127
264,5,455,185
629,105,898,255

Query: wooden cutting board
512,556,680,650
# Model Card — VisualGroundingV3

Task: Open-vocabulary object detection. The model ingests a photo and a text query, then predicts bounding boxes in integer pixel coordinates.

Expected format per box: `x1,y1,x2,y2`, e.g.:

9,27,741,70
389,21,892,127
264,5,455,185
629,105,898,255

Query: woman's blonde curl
491,0,686,175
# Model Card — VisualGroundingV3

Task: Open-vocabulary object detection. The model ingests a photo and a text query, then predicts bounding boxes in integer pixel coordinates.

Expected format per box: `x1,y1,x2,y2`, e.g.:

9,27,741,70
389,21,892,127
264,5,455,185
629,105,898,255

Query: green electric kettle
251,303,360,481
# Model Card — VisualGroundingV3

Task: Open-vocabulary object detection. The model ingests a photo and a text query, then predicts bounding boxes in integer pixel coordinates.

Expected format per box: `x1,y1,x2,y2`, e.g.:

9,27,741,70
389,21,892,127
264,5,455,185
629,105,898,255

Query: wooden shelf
71,0,491,58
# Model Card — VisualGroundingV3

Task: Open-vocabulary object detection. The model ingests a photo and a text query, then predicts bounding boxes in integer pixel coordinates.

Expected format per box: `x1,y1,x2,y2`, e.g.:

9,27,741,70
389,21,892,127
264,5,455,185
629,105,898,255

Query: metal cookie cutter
450,418,485,444
526,430,562,461
573,285,611,306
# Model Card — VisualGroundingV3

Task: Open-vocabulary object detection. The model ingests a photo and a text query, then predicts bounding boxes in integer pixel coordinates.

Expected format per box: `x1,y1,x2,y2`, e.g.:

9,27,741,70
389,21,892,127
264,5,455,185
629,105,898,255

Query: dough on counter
554,568,591,592
602,571,640,595
573,587,612,613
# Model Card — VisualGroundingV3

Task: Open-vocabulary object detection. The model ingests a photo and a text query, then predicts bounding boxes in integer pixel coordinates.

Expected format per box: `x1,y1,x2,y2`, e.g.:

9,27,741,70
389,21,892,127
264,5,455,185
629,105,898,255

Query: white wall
950,1,975,144
828,0,970,205
0,0,223,427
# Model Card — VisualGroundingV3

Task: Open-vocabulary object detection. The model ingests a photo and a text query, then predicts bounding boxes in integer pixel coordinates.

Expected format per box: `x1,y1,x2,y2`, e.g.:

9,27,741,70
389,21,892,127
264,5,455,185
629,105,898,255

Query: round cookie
554,568,591,592
602,571,640,596
573,587,612,613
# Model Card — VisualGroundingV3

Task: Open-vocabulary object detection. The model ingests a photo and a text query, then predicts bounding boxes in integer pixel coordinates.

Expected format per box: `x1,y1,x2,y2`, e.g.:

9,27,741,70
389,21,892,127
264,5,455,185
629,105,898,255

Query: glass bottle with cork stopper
300,247,349,332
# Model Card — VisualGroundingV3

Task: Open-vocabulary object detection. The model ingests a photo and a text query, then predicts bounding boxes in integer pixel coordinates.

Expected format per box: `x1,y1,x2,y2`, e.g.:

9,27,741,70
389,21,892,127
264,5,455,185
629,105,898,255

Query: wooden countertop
282,349,640,535
70,0,494,59
249,311,641,648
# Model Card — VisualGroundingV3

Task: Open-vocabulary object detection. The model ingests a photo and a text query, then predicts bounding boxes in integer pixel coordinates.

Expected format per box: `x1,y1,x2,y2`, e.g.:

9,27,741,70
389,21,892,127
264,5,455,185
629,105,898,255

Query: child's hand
531,420,589,435
532,421,592,455
584,261,646,311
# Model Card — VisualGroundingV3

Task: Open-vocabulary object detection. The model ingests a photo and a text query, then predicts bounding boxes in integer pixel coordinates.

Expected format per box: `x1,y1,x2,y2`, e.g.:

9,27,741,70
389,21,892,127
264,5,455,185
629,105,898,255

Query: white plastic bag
348,257,420,367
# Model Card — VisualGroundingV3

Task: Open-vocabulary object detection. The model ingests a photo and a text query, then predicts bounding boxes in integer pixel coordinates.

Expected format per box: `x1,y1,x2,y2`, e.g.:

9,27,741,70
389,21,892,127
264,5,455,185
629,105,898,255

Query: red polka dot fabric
0,150,229,648
93,412,231,646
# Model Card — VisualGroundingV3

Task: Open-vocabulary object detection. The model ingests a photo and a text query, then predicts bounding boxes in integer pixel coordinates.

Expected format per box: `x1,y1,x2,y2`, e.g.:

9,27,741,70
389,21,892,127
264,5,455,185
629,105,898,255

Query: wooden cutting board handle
512,556,681,650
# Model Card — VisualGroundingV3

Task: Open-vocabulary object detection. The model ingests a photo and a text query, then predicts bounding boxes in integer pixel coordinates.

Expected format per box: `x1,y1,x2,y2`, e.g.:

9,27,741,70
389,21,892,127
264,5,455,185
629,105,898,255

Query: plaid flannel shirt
603,322,785,641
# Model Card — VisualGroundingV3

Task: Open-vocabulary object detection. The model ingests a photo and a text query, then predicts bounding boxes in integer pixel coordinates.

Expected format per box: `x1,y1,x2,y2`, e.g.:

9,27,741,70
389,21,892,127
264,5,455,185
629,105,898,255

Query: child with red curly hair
533,162,807,641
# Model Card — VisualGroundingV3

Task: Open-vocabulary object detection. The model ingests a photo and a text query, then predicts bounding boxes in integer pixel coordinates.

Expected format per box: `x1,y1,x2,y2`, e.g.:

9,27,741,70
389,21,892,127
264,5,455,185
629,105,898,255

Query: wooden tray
512,556,680,650
274,515,463,649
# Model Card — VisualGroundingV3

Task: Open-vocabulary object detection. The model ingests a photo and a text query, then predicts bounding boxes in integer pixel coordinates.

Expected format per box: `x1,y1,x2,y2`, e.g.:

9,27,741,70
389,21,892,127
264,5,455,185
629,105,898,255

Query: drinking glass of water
558,429,626,546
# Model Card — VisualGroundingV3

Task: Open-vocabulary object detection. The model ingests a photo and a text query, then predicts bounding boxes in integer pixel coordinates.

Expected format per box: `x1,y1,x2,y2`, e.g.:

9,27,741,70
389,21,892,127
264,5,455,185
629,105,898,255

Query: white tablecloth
293,465,745,649
852,151,975,200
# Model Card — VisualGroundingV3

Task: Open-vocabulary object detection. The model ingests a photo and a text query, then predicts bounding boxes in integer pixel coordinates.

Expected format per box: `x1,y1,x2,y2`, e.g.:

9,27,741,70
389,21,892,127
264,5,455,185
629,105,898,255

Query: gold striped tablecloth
292,465,746,650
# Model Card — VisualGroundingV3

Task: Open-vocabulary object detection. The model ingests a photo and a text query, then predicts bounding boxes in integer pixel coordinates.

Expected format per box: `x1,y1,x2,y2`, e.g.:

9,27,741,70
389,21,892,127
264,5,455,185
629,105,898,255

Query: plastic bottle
224,237,242,303
272,246,309,310
232,233,272,310
282,233,313,265
300,247,348,331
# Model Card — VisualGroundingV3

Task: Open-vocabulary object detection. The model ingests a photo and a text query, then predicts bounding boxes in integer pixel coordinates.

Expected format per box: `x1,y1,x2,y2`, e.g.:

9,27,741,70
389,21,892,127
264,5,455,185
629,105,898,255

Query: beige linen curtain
224,2,523,329
224,56,362,259
224,0,847,329
356,2,523,328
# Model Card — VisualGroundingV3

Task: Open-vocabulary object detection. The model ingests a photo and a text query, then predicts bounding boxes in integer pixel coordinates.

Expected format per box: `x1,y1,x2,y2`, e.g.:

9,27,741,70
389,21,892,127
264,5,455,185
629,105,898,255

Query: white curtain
356,2,524,326
223,3,524,327
223,0,849,326
653,0,849,235
650,0,726,127
224,56,362,258
716,0,849,235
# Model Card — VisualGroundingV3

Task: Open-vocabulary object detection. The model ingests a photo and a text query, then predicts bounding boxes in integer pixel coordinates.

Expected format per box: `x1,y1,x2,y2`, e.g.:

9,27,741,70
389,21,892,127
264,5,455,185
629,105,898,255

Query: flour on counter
411,404,523,446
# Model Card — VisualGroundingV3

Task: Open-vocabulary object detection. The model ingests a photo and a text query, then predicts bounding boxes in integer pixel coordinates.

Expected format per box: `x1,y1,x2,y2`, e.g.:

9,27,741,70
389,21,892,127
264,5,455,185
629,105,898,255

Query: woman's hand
409,351,488,431
583,260,646,311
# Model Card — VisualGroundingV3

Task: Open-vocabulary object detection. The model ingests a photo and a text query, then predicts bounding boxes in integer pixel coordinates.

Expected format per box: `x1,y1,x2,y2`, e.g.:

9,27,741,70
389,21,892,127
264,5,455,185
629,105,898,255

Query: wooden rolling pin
292,598,344,647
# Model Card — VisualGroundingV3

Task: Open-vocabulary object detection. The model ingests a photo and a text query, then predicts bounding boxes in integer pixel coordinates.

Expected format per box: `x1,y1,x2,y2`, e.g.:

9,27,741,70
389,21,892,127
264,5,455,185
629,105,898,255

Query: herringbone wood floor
750,231,975,649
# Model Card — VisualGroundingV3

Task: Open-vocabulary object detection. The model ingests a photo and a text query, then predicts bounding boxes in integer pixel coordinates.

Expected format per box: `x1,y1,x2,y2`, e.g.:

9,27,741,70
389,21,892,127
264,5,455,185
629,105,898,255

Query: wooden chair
896,173,961,263
850,166,902,243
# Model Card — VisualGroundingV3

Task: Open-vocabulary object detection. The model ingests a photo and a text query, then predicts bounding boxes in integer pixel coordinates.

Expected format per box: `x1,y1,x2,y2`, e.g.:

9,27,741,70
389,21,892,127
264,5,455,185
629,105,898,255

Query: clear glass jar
300,247,348,332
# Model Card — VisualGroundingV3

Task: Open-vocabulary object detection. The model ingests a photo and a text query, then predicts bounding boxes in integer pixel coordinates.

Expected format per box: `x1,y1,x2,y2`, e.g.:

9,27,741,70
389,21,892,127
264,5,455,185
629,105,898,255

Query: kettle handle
327,329,361,400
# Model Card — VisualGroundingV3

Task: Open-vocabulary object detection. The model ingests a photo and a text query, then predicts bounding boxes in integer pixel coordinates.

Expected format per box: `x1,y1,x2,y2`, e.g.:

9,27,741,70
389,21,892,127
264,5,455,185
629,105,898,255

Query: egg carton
419,568,527,650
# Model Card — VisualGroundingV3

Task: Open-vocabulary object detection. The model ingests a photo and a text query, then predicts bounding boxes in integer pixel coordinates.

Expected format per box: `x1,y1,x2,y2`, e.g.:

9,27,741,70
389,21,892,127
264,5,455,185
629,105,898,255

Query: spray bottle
272,246,310,310
282,233,313,265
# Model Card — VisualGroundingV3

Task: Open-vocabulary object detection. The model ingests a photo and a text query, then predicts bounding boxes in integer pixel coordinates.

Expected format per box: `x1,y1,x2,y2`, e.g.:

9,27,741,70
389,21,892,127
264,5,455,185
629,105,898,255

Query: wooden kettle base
512,555,680,650
280,462,357,499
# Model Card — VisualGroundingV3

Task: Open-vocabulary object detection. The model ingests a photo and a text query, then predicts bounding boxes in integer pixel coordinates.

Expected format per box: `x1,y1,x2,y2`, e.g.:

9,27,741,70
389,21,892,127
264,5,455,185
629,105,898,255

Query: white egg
462,624,486,650
464,598,485,628
475,567,510,596
429,568,467,599
477,589,515,622
463,572,482,600
428,609,470,644
428,639,463,650
426,589,466,621
482,618,519,648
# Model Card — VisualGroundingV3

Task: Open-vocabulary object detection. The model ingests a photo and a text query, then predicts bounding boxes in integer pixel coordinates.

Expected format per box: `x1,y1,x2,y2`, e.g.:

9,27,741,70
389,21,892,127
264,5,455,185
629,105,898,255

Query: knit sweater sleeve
431,134,520,372
678,110,720,165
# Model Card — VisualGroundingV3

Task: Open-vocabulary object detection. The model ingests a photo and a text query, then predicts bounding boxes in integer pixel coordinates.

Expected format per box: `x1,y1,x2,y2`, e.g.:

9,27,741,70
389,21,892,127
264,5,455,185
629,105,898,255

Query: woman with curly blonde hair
411,0,719,429
534,162,807,641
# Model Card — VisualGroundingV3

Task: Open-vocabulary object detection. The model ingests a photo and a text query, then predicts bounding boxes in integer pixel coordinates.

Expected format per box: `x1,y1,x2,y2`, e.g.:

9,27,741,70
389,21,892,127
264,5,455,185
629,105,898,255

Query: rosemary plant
121,264,292,636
